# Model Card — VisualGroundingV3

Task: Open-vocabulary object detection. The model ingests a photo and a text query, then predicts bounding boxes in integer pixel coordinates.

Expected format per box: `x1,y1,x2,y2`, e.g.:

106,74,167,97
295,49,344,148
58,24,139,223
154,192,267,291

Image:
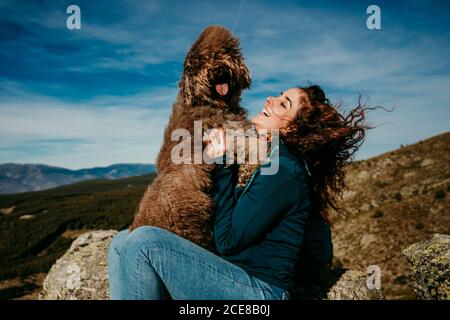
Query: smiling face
251,87,306,131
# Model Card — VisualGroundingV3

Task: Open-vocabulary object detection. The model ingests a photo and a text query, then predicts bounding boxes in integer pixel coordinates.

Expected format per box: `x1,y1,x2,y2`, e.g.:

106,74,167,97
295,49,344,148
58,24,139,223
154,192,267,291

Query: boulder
403,233,450,300
326,270,384,300
39,230,384,300
39,230,117,300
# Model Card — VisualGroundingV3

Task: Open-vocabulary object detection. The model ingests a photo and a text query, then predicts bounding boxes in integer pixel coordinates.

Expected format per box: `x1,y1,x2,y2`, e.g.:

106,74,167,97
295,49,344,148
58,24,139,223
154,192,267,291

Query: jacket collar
271,139,312,176
268,139,291,158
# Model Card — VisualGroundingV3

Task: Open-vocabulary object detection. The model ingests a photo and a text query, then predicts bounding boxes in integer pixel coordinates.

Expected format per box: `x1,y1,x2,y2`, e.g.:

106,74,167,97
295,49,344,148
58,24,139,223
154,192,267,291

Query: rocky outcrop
326,270,384,300
39,230,117,300
332,132,450,299
403,233,450,300
39,230,385,300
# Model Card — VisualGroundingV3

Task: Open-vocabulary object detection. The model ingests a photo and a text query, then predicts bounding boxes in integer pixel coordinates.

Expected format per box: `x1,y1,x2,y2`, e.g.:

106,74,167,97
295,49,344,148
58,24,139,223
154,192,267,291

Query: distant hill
332,131,450,299
0,163,156,195
0,172,156,299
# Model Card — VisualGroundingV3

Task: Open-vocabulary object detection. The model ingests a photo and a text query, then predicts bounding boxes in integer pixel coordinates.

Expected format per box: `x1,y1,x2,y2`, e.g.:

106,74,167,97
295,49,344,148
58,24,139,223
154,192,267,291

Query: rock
359,234,378,249
420,159,434,167
39,230,117,300
40,230,385,300
403,233,450,300
326,270,384,300
0,206,15,214
19,214,35,220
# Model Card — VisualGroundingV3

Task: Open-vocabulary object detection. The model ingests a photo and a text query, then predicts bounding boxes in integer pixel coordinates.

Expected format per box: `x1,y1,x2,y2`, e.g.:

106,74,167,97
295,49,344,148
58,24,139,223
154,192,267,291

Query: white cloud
0,85,177,169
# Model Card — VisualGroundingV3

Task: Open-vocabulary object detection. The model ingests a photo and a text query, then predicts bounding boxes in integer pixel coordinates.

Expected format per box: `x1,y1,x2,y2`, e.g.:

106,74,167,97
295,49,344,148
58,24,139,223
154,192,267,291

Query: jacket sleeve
212,160,297,255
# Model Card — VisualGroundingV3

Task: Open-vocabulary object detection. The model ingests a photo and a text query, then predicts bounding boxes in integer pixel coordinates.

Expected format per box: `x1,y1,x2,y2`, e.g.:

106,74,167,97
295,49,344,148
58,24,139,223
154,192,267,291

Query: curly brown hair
279,85,374,224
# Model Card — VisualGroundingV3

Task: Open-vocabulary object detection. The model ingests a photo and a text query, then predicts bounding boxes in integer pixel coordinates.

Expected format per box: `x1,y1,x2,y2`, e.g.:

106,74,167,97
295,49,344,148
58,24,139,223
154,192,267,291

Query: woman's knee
109,229,129,256
125,226,171,251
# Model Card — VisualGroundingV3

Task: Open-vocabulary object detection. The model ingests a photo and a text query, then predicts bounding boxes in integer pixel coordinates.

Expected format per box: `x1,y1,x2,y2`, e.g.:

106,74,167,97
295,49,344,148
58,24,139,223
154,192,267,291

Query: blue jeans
108,226,290,300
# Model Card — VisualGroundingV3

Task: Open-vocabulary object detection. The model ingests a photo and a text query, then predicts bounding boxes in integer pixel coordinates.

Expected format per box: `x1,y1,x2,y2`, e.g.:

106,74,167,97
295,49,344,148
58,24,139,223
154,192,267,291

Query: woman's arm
212,161,298,255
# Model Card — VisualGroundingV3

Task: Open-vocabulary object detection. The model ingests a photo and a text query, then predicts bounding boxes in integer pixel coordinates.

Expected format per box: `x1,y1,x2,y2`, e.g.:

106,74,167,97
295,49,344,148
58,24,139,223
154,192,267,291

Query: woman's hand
203,128,226,160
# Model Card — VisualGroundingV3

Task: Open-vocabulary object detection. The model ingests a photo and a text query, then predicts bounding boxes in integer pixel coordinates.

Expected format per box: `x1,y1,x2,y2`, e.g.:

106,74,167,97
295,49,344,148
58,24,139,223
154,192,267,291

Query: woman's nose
266,97,273,106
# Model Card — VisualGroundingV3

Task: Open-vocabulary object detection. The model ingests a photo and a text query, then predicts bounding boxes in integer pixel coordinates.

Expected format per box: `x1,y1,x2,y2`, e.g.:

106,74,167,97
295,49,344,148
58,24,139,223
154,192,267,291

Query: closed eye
279,92,289,109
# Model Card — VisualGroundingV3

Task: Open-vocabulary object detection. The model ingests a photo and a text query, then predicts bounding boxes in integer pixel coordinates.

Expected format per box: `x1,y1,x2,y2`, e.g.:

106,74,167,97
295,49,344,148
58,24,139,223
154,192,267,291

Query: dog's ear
180,50,202,107
179,71,194,107
239,63,252,90
180,63,194,106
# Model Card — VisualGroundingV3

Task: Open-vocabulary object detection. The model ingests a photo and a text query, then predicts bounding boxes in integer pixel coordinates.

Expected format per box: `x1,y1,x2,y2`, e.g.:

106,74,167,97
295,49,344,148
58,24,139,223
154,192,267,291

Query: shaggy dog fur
130,26,256,250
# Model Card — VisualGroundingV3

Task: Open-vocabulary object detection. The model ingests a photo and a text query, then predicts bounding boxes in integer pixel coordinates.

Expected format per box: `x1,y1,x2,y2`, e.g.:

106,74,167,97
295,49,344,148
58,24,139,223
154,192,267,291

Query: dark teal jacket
211,140,333,291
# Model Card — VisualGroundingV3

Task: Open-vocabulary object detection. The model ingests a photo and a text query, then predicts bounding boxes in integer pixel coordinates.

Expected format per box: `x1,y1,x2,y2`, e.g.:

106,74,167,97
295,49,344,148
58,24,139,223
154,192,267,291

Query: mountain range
0,163,156,194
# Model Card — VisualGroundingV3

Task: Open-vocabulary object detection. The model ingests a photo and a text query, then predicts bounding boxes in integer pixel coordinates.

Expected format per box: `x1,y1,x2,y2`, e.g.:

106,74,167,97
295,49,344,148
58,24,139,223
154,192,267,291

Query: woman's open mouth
260,107,271,117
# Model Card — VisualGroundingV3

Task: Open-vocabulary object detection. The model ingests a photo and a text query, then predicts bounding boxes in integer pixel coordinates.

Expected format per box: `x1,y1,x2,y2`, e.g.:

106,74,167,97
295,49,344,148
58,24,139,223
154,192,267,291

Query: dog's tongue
215,83,228,96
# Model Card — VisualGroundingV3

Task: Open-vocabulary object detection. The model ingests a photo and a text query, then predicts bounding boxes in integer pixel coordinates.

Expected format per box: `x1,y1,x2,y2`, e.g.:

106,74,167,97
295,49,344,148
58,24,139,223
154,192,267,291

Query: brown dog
130,26,254,251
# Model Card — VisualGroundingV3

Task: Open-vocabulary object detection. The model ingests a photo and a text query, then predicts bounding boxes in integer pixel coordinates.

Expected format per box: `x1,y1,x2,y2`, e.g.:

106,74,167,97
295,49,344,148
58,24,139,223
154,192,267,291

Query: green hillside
0,173,156,299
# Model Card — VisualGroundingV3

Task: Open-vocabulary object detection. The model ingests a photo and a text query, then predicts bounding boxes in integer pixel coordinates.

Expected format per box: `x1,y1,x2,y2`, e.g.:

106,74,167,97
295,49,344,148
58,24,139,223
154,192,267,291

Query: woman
108,85,369,300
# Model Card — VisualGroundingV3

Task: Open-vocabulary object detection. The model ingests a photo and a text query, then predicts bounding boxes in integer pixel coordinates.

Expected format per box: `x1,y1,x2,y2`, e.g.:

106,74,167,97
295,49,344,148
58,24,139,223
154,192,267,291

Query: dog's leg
130,164,216,250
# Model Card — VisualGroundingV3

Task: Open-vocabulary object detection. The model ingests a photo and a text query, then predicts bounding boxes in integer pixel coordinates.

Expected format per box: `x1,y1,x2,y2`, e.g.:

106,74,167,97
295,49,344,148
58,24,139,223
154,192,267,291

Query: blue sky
0,0,449,169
